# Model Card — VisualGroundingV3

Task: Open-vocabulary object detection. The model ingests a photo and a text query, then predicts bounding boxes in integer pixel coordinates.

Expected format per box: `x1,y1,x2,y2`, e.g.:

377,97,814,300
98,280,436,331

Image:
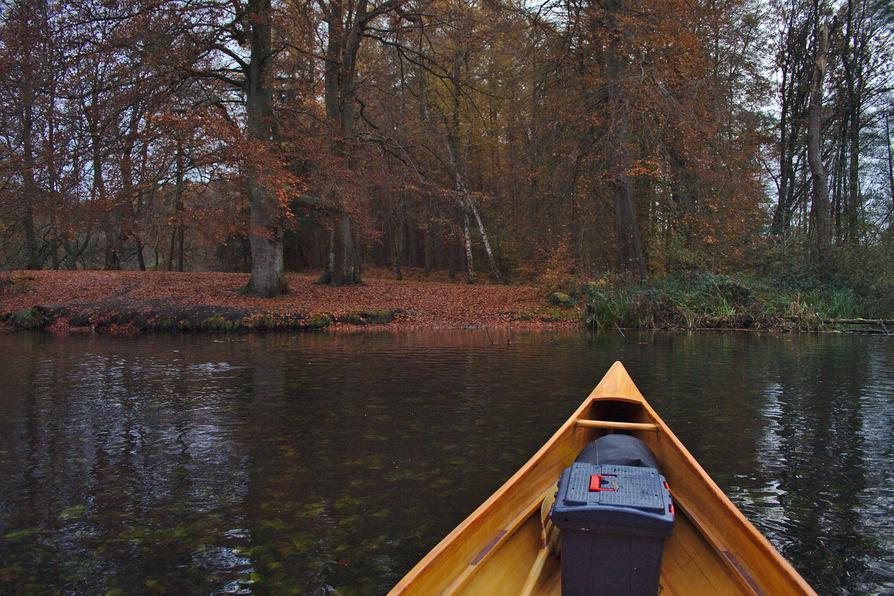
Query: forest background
0,0,892,324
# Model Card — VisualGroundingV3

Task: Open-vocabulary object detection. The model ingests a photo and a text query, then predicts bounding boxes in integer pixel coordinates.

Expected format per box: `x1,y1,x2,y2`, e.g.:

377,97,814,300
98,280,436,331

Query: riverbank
1,270,888,334
580,273,890,333
0,270,577,333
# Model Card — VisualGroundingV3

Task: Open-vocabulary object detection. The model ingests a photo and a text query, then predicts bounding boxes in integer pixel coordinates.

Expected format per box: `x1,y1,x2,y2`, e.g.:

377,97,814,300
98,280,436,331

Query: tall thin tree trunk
177,227,185,272
445,92,474,284
443,93,501,283
134,114,151,272
91,134,118,270
467,196,502,283
841,0,864,243
47,75,60,271
832,129,846,242
461,206,474,284
807,14,831,268
773,10,812,242
392,216,404,280
885,110,894,220
605,0,646,280
21,101,39,269
773,49,791,238
167,228,176,272
170,138,184,271
423,227,433,277
447,234,456,280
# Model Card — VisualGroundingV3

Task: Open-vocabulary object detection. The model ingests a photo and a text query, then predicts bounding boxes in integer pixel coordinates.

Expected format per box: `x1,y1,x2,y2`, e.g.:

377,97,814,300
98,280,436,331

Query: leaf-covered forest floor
3,270,888,334
0,270,579,333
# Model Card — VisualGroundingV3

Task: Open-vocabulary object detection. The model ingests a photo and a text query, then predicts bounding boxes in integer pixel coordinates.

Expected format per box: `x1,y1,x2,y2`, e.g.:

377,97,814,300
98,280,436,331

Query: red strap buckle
589,474,617,492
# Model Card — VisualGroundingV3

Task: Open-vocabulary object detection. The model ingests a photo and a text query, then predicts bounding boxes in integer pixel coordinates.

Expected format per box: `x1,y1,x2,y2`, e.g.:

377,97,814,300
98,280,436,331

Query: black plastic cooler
550,436,674,596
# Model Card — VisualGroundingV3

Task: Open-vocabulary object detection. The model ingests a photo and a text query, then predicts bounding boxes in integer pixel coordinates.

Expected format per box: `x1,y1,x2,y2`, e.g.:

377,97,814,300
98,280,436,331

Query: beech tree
180,0,293,295
317,0,375,285
0,0,50,269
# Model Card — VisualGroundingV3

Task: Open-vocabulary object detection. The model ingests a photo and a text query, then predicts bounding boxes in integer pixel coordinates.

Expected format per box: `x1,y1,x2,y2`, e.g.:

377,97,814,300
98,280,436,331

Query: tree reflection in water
0,331,890,594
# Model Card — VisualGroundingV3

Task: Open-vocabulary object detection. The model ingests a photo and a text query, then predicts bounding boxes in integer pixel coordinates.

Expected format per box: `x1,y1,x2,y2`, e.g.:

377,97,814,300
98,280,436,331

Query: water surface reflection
0,331,890,594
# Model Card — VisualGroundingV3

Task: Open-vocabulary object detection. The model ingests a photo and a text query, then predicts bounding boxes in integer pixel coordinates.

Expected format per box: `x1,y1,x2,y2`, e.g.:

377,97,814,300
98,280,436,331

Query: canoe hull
391,362,815,595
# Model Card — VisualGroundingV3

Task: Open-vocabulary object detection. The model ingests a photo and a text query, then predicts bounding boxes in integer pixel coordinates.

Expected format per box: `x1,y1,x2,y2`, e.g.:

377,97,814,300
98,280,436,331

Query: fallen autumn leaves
0,271,579,334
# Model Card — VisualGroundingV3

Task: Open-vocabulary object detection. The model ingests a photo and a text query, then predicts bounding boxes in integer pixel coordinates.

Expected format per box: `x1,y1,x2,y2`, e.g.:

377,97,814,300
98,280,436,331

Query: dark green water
0,331,891,595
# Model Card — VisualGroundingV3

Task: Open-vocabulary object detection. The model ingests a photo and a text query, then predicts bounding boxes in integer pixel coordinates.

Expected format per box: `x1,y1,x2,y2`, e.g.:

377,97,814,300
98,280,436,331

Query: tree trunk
461,206,474,283
331,211,360,285
443,90,501,283
136,240,146,271
63,233,89,271
177,226,185,272
93,146,119,270
47,77,61,271
423,227,433,277
885,110,894,220
841,0,862,243
772,65,791,238
392,216,404,280
321,0,366,286
21,80,40,269
406,221,418,268
169,138,184,271
605,0,646,280
245,0,286,296
467,196,502,283
167,227,176,272
807,15,831,268
832,127,846,242
772,10,812,241
117,106,143,272
447,233,456,280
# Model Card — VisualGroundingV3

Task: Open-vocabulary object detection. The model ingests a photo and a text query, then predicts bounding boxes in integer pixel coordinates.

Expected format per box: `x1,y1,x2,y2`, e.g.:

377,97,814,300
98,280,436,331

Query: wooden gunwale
441,485,553,593
390,361,815,595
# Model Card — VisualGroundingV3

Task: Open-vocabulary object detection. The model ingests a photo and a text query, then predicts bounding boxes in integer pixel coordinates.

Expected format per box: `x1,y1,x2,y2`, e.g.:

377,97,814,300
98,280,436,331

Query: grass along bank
0,270,887,334
576,273,890,332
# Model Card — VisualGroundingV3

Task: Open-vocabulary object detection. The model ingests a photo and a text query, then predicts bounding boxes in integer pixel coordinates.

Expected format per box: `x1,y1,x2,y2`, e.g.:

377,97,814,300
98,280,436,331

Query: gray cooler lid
551,463,675,536
561,463,668,513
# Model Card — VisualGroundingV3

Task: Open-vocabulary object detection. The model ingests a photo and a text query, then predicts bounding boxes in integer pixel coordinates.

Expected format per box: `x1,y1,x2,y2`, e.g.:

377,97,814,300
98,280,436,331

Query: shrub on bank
10,306,51,329
581,273,868,331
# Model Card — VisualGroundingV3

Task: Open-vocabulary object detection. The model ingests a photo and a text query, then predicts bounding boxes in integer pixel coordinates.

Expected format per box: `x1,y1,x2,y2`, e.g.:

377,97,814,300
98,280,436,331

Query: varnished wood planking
666,512,750,595
461,515,543,594
530,554,561,595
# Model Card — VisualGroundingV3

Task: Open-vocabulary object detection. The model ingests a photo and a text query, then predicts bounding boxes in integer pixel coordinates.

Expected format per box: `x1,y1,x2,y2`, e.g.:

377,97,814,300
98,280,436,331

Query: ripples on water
0,331,891,594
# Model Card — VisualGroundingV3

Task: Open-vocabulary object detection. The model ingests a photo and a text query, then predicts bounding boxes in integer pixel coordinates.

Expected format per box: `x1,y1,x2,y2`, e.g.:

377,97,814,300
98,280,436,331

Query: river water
0,331,891,594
